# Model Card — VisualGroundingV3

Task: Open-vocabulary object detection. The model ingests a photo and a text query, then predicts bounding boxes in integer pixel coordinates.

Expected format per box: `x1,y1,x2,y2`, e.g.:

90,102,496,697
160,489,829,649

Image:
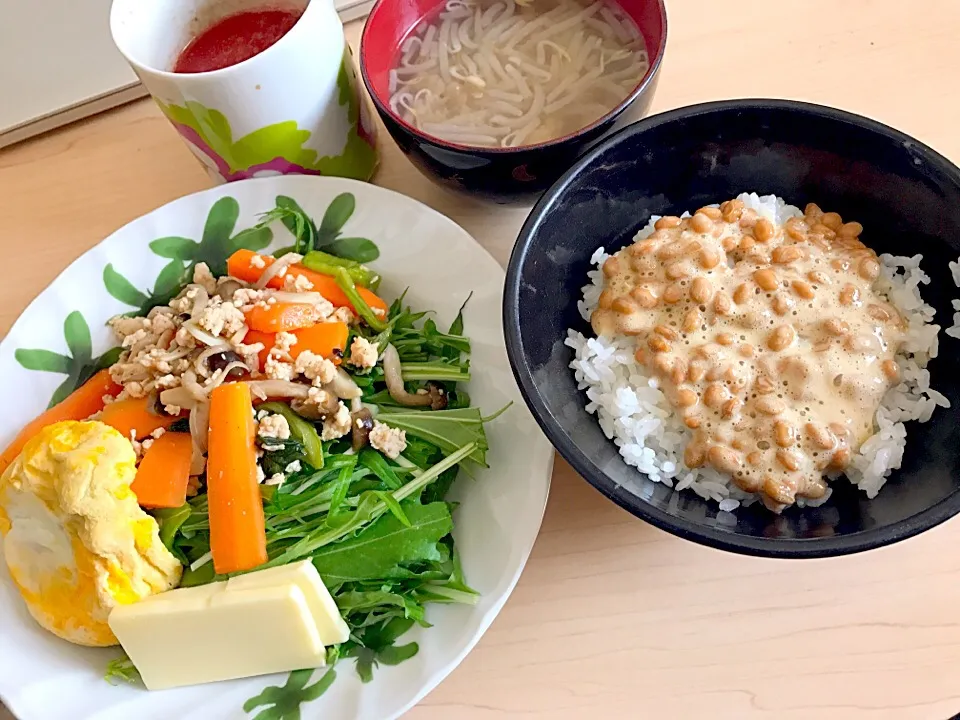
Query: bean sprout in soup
388,0,650,148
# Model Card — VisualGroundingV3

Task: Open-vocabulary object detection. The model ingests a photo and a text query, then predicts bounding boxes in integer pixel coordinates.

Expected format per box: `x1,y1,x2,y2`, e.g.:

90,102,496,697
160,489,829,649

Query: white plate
0,176,553,720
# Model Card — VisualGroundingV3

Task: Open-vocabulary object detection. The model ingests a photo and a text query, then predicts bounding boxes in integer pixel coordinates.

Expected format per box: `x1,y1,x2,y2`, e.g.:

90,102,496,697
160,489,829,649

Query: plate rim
0,174,553,719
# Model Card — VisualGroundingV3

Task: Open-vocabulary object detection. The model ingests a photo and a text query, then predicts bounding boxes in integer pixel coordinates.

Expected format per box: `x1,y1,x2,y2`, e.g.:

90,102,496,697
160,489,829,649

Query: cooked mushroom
245,380,311,401
351,408,375,451
425,382,448,411
290,392,340,419
215,277,245,302
189,400,211,453
159,386,200,410
382,344,432,407
325,368,362,400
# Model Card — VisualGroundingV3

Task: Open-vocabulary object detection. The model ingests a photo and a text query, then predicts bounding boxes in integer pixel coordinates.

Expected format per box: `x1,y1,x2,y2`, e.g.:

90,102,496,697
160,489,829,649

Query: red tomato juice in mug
173,8,303,73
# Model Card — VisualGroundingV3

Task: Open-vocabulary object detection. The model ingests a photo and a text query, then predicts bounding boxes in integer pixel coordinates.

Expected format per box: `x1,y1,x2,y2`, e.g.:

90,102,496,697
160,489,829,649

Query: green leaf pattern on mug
155,53,377,181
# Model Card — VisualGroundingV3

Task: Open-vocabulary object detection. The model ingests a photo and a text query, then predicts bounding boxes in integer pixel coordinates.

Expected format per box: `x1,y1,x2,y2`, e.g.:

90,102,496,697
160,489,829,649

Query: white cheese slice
108,579,326,690
228,560,350,645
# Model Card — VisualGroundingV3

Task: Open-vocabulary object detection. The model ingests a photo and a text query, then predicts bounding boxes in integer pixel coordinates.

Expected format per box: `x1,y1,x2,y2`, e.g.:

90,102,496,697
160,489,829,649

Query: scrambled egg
0,421,182,647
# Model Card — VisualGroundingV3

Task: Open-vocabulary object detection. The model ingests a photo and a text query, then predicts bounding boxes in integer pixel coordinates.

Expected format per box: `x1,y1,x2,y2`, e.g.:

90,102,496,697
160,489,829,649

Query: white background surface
0,0,138,135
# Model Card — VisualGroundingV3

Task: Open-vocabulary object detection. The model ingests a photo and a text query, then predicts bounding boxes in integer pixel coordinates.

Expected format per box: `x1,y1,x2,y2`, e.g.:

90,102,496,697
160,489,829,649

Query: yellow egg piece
0,420,182,647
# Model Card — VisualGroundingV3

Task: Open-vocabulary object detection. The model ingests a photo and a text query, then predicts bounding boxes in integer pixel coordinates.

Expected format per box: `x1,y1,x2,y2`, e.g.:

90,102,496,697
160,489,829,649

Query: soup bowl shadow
359,0,668,204
504,99,960,557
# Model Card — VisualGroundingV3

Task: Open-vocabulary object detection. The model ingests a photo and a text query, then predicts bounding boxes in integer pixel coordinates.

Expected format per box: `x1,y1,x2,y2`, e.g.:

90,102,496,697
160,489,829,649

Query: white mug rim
109,0,319,80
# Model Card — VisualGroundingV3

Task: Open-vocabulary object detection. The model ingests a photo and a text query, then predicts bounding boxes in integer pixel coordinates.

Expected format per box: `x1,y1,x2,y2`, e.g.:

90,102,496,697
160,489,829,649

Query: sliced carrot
227,248,272,284
100,397,184,441
206,382,267,574
245,322,349,368
131,432,193,509
244,302,327,333
227,249,388,315
294,322,350,361
243,329,277,369
0,369,121,476
299,271,389,317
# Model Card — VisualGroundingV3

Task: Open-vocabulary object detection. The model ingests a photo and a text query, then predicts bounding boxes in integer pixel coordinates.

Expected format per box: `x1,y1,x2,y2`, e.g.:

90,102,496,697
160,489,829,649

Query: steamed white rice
567,193,951,511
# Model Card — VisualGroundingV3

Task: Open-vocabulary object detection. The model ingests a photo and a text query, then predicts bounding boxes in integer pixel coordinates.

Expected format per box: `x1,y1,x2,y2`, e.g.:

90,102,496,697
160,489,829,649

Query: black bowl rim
503,98,960,558
358,0,668,155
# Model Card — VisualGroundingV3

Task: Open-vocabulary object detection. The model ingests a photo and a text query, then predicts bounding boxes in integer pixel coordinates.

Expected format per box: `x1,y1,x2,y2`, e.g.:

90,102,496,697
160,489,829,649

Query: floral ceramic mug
110,0,378,183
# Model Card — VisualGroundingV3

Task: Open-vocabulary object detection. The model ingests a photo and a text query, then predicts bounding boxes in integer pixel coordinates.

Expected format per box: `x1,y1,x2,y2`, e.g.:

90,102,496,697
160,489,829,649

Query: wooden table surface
3,1,960,718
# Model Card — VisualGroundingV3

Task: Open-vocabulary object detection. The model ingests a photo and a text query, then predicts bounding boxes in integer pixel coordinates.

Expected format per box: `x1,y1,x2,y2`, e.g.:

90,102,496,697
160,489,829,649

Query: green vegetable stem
258,402,324,470
334,267,389,331
301,250,381,290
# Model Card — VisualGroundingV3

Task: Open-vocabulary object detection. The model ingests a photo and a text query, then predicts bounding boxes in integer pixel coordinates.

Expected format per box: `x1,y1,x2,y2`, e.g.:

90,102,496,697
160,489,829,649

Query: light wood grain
2,1,960,718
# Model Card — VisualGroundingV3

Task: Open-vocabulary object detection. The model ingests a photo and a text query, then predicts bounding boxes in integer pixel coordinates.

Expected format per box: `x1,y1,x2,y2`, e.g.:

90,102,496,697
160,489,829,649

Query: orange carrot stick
131,432,193,509
206,382,267,574
227,249,388,315
0,369,121,475
100,397,184,441
244,302,327,333
245,322,348,369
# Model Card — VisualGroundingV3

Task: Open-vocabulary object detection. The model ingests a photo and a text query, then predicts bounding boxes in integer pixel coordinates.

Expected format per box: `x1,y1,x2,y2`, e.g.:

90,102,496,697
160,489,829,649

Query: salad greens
144,199,497,695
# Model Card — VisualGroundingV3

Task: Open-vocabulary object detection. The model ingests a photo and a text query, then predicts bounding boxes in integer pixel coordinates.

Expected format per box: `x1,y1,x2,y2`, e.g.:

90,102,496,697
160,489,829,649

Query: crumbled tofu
283,273,314,292
295,351,337,385
196,297,246,338
349,336,379,369
150,427,167,440
369,422,407,459
250,254,267,269
193,262,218,294
174,326,197,348
331,307,356,325
258,414,291,440
150,313,176,335
169,293,192,315
235,342,266,372
265,356,295,381
156,374,180,390
109,316,150,339
321,402,352,440
284,460,302,474
232,288,266,309
121,328,148,349
163,404,182,416
256,409,269,421
141,438,156,452
124,381,146,399
265,473,286,487
263,332,299,380
275,332,298,355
